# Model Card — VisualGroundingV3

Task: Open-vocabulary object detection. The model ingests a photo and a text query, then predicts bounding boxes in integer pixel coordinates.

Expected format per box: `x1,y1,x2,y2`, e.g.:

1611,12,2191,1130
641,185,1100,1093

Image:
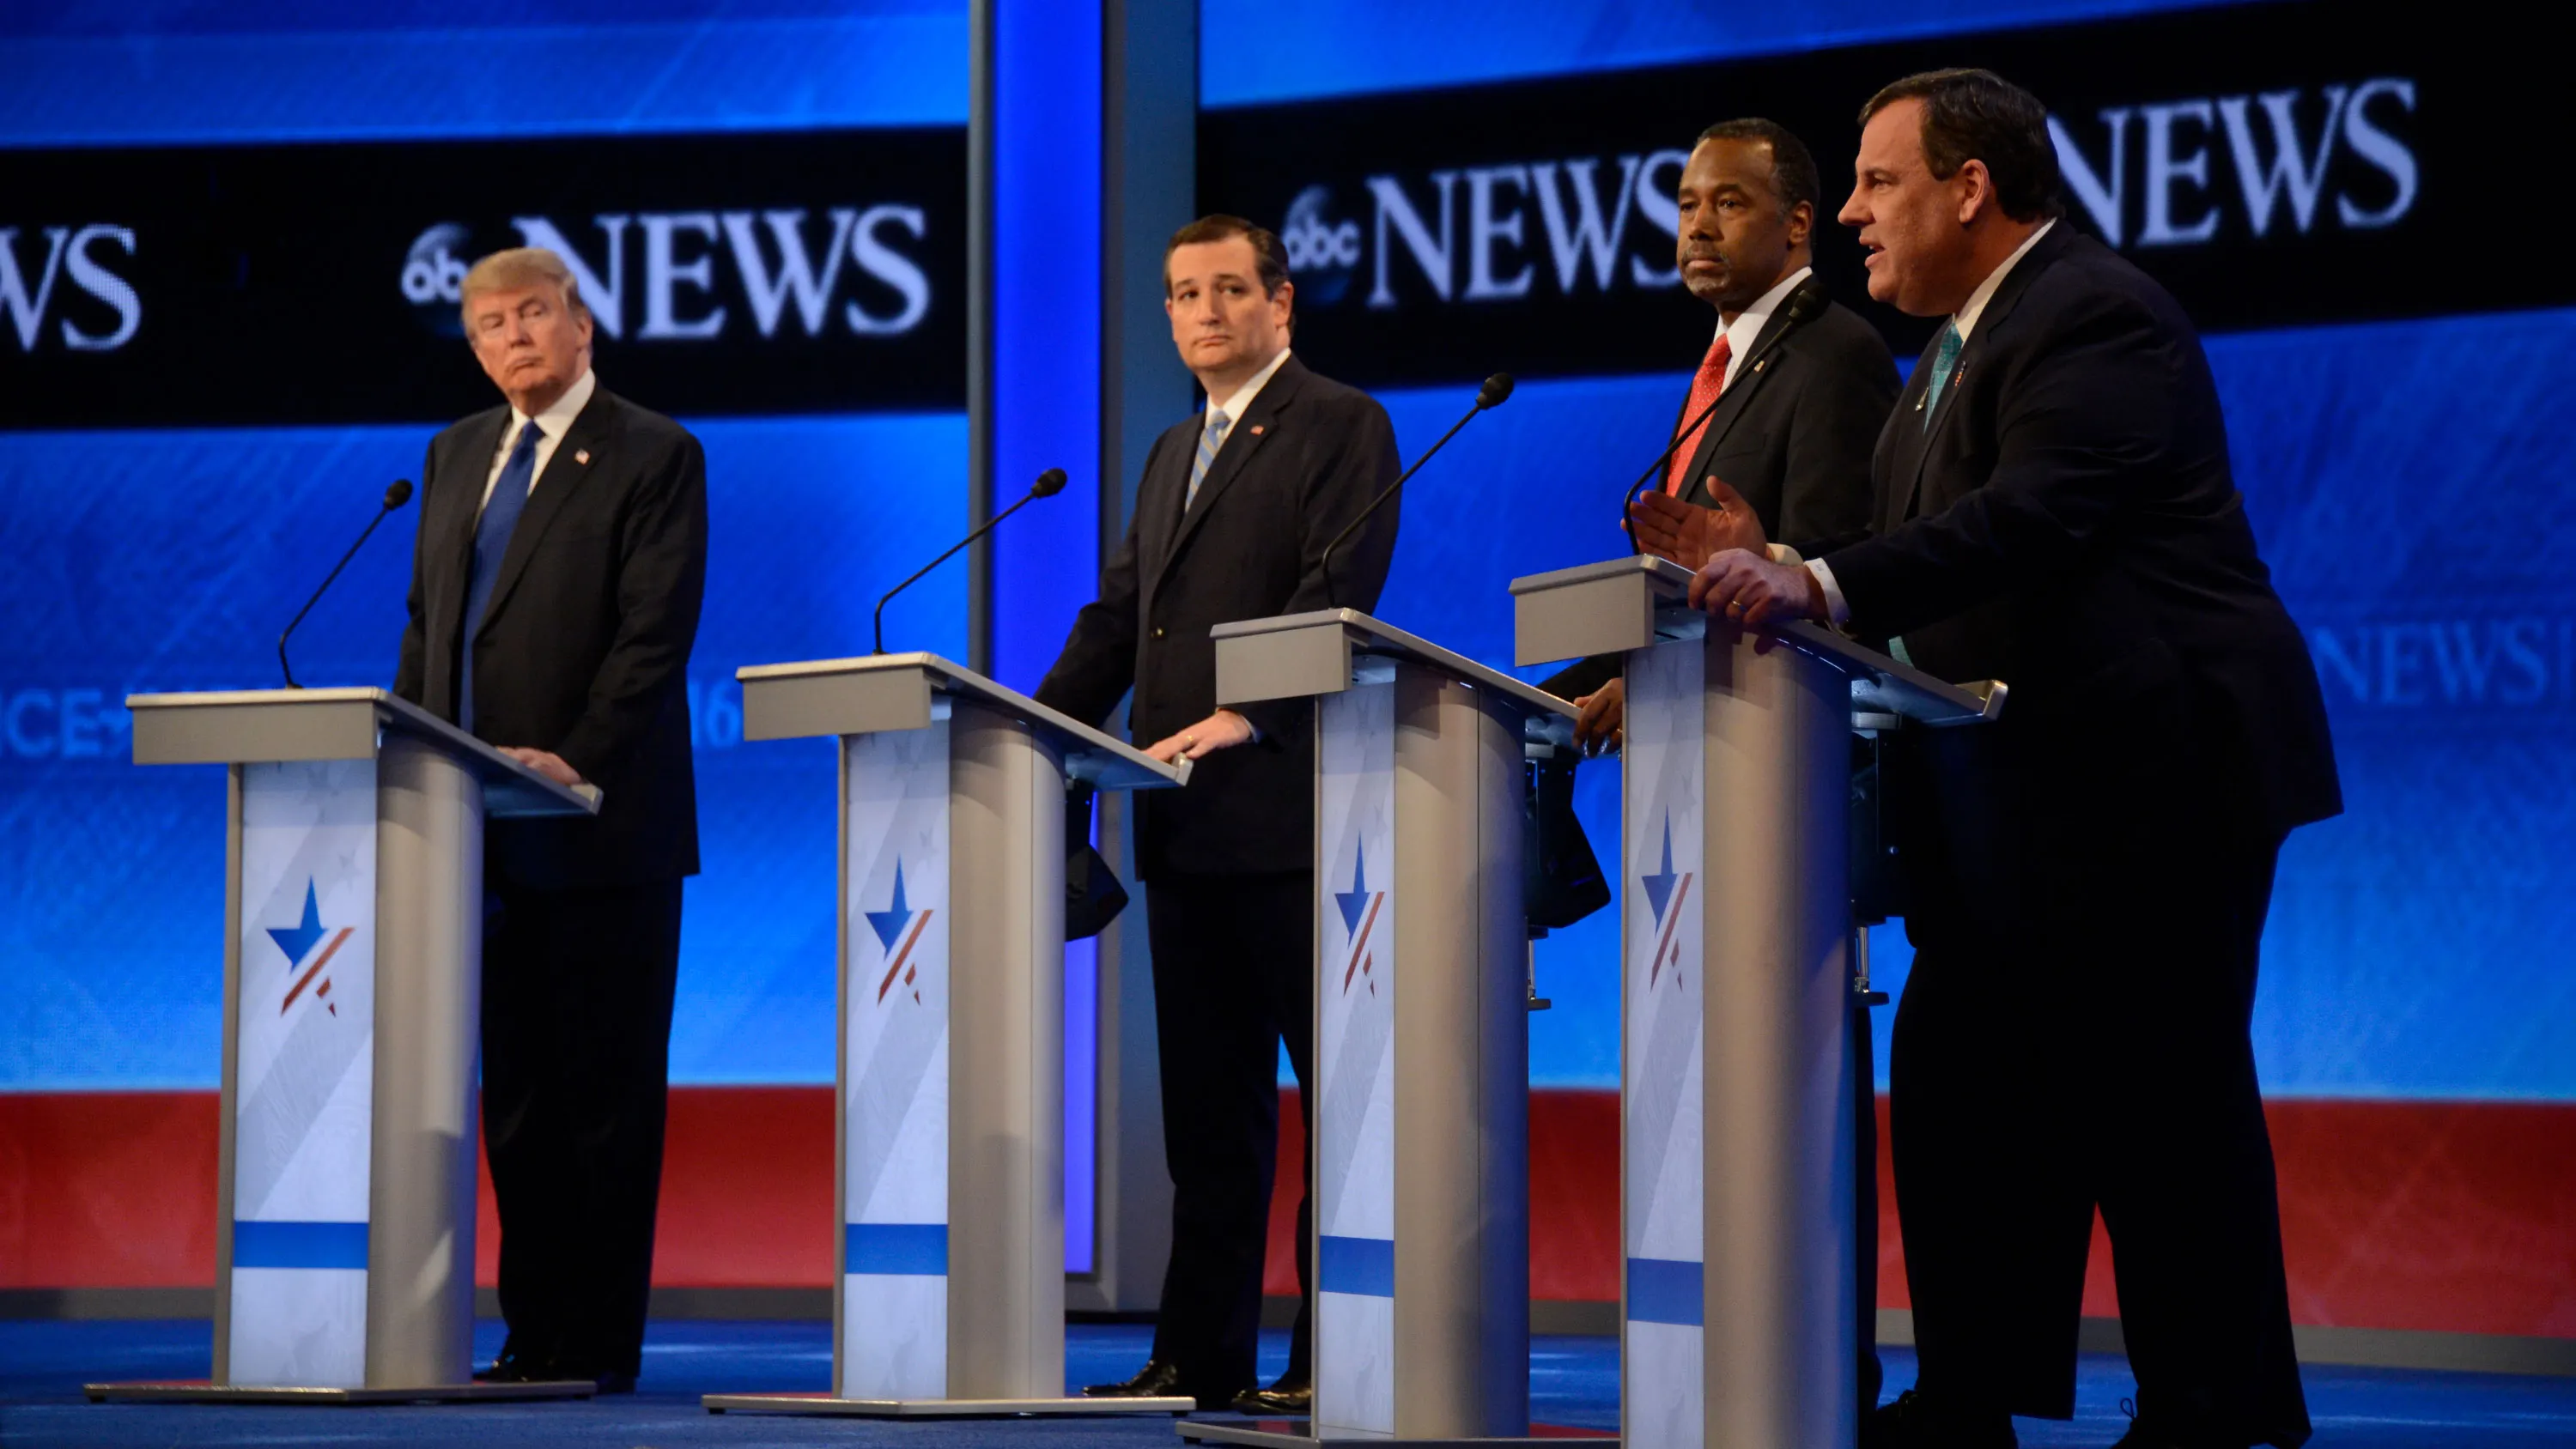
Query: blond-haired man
393,247,708,1394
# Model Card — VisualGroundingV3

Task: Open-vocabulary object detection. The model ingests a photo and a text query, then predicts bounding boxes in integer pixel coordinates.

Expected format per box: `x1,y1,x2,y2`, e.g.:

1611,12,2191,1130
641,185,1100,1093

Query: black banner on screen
0,129,966,427
1199,3,2552,387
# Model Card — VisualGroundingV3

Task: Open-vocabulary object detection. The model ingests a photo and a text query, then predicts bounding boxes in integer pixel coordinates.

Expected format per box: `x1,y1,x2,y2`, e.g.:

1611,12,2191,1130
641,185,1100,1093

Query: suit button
1152,627,1166,640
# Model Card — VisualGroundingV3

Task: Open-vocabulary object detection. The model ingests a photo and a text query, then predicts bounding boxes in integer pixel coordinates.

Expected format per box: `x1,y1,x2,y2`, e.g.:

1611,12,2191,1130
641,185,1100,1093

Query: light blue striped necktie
1918,320,1964,432
1188,408,1230,508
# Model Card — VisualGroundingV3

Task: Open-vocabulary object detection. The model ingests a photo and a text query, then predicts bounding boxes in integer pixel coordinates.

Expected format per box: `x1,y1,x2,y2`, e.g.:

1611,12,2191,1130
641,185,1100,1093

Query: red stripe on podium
3,1088,2572,1337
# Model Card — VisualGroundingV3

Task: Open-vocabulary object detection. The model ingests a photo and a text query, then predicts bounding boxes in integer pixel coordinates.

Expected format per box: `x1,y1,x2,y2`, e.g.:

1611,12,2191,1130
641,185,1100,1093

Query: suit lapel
471,389,617,643
1674,278,1815,503
1157,355,1307,585
1890,226,2074,527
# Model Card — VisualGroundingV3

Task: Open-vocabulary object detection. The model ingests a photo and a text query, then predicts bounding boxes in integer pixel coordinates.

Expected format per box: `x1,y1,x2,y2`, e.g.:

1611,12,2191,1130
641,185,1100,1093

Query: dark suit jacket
1546,276,1895,700
1035,354,1400,879
1821,224,2340,842
394,384,708,888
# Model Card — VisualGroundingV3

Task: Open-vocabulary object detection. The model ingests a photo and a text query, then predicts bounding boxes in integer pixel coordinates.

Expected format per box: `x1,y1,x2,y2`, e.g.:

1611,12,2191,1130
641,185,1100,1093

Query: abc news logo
0,225,142,353
1282,78,2420,309
402,206,935,342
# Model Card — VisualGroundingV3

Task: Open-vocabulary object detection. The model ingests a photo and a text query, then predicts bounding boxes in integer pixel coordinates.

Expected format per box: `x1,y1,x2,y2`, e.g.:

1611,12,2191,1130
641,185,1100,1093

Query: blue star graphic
267,881,326,966
1334,844,1371,938
865,859,915,952
1641,815,1678,927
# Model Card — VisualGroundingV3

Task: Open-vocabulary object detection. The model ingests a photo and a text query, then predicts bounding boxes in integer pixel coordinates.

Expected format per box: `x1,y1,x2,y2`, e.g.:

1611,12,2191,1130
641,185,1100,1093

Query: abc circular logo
399,222,475,336
1280,186,1360,306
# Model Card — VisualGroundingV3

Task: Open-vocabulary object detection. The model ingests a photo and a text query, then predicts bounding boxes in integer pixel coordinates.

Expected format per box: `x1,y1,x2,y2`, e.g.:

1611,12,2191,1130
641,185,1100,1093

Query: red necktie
1665,333,1731,496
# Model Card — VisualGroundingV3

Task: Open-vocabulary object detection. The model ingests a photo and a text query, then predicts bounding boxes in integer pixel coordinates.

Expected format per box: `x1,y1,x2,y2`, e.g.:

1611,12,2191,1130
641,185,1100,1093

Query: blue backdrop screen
0,413,968,1089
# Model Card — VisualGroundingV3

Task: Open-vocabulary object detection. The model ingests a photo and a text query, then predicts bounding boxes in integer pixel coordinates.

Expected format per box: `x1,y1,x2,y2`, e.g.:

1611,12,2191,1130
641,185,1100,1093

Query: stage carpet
3,1320,2572,1448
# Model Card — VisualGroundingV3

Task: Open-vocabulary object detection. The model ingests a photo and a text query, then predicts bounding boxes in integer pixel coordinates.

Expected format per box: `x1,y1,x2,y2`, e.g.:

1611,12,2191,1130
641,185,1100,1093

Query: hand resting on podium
497,746,586,788
1145,708,1255,764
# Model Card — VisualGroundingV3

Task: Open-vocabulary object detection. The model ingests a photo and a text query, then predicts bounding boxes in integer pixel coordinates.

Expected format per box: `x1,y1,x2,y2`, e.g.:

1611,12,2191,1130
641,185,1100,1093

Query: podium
702,652,1194,1420
1510,556,2002,1449
1183,610,1584,1449
91,688,601,1405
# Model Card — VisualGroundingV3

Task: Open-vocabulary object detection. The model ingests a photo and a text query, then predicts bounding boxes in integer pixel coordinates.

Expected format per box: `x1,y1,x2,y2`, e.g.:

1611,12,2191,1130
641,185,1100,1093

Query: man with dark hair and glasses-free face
1686,70,2339,1449
1036,215,1402,1416
1549,117,1895,755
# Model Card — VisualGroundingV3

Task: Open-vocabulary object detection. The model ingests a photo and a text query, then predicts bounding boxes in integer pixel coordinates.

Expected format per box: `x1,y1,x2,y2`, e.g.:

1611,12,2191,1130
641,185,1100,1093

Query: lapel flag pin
1250,424,1266,436
574,449,591,464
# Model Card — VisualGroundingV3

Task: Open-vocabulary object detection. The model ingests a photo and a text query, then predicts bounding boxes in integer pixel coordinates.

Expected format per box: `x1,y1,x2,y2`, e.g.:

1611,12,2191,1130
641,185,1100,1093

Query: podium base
1180,1417,1616,1447
83,1379,598,1406
702,1391,1198,1418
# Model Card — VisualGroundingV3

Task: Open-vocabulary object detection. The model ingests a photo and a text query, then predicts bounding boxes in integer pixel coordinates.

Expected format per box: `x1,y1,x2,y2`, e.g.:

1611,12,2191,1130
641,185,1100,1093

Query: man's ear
1955,159,1996,227
1785,199,1814,250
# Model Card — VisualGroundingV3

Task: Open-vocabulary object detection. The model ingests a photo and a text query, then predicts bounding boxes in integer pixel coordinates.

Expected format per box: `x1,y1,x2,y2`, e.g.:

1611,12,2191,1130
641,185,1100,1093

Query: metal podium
1510,556,2002,1449
1182,610,1584,1449
92,688,601,1405
702,652,1194,1420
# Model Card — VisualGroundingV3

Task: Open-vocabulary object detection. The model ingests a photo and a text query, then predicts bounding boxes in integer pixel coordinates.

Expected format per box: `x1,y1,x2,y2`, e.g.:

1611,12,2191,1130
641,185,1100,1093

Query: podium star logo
1641,817,1678,928
867,858,934,1005
1335,844,1386,997
1335,845,1371,938
1641,815,1694,991
268,880,354,1016
866,860,915,951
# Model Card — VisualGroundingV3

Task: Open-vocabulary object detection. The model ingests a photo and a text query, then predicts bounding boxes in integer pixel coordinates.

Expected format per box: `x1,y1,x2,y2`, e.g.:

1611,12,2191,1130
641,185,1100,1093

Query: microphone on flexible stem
873,466,1068,654
278,479,413,689
1619,280,1828,551
1321,372,1513,609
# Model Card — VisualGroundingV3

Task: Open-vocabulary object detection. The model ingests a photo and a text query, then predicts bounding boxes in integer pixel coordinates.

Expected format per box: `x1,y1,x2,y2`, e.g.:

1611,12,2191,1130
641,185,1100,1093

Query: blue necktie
459,420,544,732
1918,320,1963,432
1188,408,1230,509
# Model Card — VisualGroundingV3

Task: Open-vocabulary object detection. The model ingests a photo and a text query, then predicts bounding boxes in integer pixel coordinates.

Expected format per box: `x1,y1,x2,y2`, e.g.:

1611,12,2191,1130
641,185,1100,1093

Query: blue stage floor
3,1319,2571,1447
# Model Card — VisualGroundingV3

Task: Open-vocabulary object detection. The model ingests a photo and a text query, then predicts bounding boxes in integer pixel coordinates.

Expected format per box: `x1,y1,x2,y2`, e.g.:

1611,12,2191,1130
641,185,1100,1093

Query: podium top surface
124,688,604,818
732,652,1190,791
1509,555,2006,727
1210,609,1580,741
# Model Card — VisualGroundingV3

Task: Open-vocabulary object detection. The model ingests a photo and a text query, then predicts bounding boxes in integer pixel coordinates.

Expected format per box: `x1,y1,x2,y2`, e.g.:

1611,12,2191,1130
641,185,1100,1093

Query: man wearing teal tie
1689,70,2340,1449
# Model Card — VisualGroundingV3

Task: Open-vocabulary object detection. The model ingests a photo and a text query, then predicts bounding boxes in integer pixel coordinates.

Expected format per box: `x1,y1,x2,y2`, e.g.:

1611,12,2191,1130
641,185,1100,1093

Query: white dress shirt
1207,346,1292,429
1804,221,2057,624
478,367,598,517
1715,265,1812,388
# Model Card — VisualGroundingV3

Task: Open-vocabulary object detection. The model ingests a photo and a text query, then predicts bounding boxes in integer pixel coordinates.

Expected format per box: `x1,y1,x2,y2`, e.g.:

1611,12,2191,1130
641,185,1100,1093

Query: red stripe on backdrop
3,1088,2571,1337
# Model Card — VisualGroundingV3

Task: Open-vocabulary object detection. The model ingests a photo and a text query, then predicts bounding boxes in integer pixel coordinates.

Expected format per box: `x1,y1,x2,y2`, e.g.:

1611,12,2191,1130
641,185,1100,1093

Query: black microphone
873,467,1068,654
1321,372,1512,608
1619,279,1829,549
278,479,413,689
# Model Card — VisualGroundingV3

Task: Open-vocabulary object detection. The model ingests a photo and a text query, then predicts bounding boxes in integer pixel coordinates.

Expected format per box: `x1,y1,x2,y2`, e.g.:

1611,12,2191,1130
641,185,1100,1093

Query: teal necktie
1919,320,1963,432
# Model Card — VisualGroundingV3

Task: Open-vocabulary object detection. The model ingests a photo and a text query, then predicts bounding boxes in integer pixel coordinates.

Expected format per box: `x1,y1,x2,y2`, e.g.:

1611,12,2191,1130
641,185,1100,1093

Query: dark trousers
481,875,683,1379
1144,869,1315,1394
1889,720,2309,1447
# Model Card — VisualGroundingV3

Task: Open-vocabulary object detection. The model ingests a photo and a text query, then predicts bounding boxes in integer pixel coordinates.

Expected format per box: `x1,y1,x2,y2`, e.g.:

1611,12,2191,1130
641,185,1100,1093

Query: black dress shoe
1083,1359,1240,1410
1231,1376,1312,1416
471,1347,552,1384
1862,1389,2017,1449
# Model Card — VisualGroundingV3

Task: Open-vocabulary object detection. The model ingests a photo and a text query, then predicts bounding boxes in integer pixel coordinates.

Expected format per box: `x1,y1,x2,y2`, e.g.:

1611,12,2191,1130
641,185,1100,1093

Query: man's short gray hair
459,246,591,328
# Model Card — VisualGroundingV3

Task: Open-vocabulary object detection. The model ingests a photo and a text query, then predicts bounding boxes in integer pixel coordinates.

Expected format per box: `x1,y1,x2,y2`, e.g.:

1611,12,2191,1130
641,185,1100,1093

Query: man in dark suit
392,246,708,1394
1037,215,1400,1414
1547,117,1896,753
1690,70,2338,1449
